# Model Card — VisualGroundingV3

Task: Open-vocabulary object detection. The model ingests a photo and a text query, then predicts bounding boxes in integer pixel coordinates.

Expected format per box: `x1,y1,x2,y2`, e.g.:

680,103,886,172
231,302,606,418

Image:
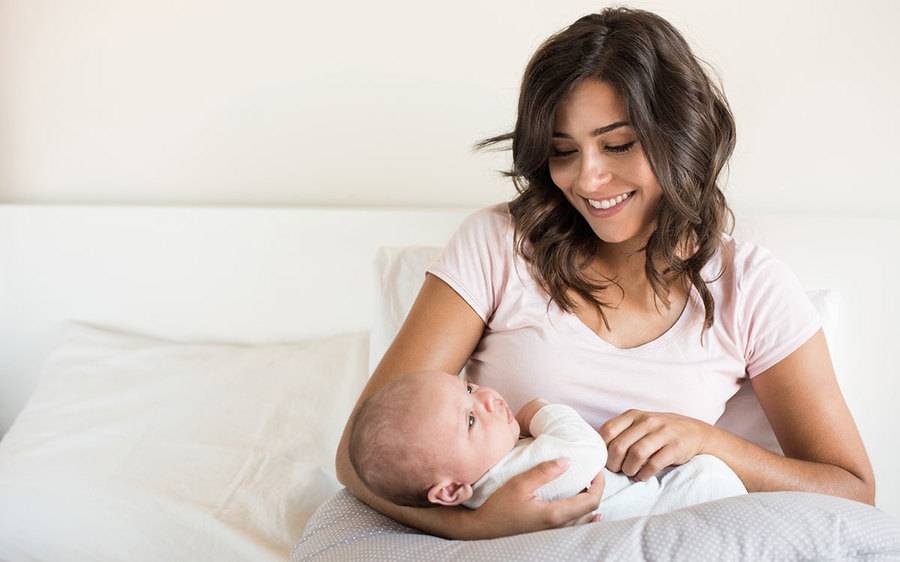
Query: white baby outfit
462,404,747,521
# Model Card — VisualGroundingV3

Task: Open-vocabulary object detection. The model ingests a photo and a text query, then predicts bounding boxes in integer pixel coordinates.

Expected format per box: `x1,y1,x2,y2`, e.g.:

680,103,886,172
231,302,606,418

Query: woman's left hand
598,409,712,481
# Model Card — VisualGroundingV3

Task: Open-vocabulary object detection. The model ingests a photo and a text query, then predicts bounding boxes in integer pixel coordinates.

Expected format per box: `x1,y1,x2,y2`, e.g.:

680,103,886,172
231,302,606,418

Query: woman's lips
582,190,635,218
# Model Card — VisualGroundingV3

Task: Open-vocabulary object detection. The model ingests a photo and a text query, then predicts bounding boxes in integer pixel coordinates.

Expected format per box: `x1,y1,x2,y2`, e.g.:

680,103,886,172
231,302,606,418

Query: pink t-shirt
426,203,820,428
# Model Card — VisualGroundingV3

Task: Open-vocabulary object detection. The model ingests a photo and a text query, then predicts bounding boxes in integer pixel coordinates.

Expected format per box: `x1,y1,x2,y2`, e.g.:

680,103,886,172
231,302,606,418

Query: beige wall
1,0,898,215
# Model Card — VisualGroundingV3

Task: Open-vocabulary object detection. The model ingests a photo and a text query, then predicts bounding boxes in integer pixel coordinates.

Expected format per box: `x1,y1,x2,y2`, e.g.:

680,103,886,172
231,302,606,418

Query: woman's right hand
464,459,605,539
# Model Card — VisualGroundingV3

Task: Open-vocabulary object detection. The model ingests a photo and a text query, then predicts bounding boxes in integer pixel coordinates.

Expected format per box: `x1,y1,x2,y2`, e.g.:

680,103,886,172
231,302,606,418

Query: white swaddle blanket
463,404,747,521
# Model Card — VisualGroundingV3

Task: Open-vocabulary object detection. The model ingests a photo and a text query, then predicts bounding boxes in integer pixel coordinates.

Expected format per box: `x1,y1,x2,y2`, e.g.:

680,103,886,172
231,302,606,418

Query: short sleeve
737,244,822,378
426,204,513,323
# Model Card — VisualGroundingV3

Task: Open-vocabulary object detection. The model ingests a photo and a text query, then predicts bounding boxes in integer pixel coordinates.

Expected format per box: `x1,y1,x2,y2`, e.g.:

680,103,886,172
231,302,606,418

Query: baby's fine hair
348,375,441,507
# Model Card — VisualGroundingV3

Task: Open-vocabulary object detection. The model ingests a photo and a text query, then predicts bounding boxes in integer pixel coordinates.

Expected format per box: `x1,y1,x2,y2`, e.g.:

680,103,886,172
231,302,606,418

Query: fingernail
557,458,570,469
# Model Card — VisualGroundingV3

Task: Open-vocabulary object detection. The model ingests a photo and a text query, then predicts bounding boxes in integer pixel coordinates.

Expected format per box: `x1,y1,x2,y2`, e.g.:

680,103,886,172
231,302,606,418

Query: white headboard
1,204,899,512
0,205,471,432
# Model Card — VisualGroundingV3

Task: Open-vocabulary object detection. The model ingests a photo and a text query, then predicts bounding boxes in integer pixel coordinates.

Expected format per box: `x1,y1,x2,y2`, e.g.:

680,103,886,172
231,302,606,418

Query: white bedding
0,324,368,562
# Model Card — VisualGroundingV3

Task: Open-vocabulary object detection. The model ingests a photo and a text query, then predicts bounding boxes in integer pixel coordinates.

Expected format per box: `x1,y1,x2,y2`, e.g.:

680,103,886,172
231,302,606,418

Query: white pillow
370,246,840,454
370,246,445,374
0,324,368,562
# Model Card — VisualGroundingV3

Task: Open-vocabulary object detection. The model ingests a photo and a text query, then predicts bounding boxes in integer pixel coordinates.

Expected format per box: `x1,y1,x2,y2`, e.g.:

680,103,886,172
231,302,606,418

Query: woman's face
548,78,663,246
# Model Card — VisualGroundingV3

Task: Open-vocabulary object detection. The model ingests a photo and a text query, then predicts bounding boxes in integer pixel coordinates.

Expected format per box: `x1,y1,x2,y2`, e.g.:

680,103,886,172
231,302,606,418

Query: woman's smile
582,190,636,218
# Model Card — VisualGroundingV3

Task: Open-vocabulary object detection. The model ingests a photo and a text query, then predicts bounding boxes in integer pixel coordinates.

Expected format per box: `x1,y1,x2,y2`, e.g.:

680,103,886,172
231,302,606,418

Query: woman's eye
468,413,476,428
466,384,473,394
550,141,635,158
605,141,636,154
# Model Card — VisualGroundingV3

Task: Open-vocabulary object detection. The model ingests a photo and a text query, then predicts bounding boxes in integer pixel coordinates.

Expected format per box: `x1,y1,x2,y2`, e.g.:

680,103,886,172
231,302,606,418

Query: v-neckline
559,286,698,351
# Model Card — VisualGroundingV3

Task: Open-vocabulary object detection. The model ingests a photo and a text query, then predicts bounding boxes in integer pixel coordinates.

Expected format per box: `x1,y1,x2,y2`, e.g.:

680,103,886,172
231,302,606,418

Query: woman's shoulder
720,234,781,275
452,202,515,249
714,234,794,290
428,202,519,323
461,202,513,231
711,236,819,377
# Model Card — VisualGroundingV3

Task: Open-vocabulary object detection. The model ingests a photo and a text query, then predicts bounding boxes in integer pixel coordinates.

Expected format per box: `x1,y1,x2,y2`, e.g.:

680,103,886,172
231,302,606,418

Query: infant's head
349,371,520,507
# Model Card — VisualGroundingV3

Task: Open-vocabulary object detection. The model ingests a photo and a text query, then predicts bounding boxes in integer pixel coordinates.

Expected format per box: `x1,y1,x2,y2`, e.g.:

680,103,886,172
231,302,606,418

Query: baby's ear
426,479,474,506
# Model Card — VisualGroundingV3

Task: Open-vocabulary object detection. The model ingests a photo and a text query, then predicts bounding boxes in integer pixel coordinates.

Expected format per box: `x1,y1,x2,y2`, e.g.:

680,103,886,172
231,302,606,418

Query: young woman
335,7,874,540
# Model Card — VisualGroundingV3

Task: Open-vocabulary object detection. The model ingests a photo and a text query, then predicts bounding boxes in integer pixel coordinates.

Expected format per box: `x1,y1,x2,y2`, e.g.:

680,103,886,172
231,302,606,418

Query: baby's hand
516,398,550,434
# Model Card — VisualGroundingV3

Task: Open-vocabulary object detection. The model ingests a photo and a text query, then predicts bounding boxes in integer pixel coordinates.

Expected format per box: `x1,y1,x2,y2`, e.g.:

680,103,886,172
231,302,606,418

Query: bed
0,204,898,561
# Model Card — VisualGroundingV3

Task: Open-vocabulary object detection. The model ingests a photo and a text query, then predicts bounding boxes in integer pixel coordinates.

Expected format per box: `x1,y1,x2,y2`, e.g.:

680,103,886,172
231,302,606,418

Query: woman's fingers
554,470,605,526
499,461,603,529
635,444,679,481
600,410,710,481
598,409,640,444
473,459,574,536
605,416,659,473
619,431,667,477
507,458,570,494
589,468,606,495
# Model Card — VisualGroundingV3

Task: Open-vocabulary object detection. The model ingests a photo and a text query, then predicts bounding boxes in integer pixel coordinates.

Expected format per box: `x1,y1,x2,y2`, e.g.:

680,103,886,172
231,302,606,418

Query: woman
335,7,874,540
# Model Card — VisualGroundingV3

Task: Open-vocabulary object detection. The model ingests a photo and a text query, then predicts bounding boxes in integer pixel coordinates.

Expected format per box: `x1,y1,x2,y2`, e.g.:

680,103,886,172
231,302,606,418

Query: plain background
1,0,899,218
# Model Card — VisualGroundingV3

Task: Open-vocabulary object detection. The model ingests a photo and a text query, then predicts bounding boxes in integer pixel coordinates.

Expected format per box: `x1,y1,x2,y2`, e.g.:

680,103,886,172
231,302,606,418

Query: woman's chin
591,227,635,245
588,221,655,247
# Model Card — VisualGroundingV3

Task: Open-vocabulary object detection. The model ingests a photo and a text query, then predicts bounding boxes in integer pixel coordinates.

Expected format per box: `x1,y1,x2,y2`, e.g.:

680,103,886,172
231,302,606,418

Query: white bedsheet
0,324,369,562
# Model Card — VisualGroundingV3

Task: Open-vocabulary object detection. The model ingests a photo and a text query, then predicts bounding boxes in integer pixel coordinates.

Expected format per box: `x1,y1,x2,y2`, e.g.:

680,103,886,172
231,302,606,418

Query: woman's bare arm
335,274,603,539
707,330,875,504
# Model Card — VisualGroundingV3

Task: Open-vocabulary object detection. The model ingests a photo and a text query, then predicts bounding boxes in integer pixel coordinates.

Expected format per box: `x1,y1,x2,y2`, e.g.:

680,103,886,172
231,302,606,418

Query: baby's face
408,372,520,484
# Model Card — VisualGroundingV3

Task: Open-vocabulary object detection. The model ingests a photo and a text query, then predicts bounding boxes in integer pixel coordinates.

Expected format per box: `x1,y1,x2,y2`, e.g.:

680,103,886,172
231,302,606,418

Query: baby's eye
468,413,476,428
466,384,473,394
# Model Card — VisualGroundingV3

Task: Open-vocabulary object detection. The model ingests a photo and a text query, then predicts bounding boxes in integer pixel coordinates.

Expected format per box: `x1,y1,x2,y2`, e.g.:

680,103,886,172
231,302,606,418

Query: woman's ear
426,479,474,506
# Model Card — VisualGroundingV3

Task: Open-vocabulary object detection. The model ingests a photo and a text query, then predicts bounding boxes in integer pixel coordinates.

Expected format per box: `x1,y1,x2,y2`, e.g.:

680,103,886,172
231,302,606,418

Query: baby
349,370,746,520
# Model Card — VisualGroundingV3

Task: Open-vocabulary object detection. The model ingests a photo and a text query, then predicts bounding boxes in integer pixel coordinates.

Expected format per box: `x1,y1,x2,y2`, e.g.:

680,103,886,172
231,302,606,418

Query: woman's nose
577,153,613,193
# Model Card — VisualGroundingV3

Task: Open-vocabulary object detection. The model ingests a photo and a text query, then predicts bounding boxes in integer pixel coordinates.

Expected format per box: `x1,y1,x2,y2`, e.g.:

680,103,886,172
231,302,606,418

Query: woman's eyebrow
552,121,629,138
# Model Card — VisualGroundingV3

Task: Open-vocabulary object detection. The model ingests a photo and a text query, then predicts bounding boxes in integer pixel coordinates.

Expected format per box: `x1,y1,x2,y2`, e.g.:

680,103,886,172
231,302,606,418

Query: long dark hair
479,7,735,332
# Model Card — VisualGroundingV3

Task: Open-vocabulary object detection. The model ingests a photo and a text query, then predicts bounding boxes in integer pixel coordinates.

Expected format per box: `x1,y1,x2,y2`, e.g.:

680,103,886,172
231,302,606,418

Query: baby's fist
516,398,550,435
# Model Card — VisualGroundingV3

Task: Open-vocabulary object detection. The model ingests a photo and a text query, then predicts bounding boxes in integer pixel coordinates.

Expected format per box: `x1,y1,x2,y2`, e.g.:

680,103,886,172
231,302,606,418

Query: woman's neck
592,244,647,284
588,229,687,306
591,226,654,283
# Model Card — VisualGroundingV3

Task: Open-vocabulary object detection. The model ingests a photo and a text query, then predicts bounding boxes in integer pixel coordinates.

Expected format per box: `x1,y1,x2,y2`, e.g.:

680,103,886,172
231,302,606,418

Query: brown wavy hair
478,7,735,333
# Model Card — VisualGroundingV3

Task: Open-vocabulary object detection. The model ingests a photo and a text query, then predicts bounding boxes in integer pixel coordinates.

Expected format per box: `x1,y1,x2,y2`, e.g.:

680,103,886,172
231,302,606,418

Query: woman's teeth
588,191,633,210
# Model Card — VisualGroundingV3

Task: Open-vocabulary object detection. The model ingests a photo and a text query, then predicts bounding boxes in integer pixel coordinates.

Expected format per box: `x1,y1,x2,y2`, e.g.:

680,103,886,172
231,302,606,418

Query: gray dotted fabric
291,490,900,561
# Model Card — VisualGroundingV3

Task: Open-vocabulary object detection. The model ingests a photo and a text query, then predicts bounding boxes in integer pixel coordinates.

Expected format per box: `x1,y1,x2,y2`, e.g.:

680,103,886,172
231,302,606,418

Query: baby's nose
479,393,501,414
